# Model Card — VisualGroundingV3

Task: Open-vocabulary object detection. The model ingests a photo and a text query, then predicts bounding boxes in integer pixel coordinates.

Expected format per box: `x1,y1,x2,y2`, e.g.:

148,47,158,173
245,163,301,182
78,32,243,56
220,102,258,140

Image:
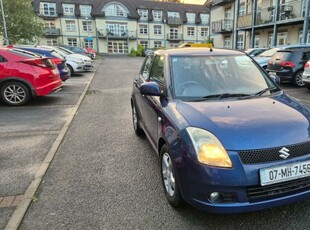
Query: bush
129,48,137,57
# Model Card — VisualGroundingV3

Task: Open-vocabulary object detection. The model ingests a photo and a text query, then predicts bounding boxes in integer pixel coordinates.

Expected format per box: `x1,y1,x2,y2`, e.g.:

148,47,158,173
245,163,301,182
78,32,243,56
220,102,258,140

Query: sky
182,0,206,4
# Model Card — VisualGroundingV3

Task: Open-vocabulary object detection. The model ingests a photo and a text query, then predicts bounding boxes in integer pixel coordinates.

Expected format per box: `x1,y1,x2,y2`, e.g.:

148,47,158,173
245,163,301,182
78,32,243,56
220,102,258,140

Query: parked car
13,46,70,81
84,47,96,59
39,45,86,74
254,44,310,69
131,47,310,214
58,45,94,59
56,46,94,71
245,48,269,57
266,49,310,86
0,47,62,106
302,60,310,89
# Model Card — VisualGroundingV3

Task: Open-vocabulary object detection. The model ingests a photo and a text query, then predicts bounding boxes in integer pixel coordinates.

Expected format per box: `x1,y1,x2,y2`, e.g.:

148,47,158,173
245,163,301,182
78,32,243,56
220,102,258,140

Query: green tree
0,0,44,44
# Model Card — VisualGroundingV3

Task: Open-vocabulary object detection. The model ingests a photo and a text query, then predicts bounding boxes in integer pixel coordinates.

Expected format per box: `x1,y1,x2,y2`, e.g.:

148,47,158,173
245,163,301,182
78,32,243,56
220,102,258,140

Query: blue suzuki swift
131,47,310,214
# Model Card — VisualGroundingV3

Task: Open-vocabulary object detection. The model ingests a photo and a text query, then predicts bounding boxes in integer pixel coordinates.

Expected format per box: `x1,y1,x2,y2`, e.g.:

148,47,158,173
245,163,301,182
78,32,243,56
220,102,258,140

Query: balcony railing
211,19,233,33
167,33,183,41
238,0,305,27
97,29,137,39
44,28,60,37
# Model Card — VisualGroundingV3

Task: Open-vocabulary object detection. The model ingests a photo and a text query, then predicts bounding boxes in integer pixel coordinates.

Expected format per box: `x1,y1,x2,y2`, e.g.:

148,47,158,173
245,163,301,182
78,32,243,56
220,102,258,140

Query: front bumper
302,73,310,84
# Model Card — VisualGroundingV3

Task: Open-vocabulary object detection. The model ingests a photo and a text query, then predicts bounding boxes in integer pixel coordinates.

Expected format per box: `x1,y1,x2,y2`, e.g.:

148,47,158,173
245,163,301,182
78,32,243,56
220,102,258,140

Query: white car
302,60,310,90
56,46,94,71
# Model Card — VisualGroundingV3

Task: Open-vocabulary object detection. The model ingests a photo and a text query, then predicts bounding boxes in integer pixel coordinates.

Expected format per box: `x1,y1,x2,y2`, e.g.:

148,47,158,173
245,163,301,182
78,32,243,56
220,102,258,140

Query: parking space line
5,58,103,230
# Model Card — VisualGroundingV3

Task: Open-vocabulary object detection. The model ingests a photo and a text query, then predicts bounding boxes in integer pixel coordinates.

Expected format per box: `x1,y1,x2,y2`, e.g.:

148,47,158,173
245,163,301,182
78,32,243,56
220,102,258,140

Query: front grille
247,177,310,202
238,141,310,164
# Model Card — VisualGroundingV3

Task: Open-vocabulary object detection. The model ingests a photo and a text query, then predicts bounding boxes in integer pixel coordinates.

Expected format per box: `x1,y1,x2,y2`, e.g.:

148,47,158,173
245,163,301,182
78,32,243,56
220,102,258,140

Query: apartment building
208,0,310,49
33,0,210,54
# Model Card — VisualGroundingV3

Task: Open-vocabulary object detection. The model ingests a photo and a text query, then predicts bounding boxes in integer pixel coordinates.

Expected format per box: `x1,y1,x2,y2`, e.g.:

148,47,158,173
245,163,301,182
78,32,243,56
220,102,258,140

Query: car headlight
186,127,232,168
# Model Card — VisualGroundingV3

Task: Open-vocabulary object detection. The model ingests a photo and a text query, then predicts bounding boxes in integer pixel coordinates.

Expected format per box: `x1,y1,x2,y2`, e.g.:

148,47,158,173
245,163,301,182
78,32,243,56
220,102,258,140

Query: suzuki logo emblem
279,147,290,159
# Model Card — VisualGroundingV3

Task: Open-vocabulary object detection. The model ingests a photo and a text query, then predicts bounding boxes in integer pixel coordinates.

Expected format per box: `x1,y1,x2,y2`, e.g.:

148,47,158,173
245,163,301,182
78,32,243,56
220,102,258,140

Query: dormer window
138,9,148,20
40,2,56,16
63,4,75,16
168,11,180,18
186,13,196,23
153,10,162,21
200,13,209,24
104,3,128,17
80,5,91,17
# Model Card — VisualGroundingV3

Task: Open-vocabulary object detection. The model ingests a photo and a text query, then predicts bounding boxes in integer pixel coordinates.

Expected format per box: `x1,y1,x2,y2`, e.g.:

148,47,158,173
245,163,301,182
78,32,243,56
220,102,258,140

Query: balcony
211,19,233,33
167,33,183,41
44,28,60,37
238,14,252,28
167,17,183,26
97,29,137,40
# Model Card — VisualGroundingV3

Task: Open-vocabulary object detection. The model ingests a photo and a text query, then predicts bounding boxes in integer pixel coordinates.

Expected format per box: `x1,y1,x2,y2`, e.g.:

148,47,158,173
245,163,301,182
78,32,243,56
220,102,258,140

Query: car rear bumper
35,79,62,96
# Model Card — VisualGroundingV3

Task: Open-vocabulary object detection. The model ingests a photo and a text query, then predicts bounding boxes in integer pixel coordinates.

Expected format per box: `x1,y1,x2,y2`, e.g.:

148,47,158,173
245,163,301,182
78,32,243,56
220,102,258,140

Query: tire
292,71,305,87
306,84,310,90
0,81,30,106
160,144,183,207
131,102,144,136
67,65,74,75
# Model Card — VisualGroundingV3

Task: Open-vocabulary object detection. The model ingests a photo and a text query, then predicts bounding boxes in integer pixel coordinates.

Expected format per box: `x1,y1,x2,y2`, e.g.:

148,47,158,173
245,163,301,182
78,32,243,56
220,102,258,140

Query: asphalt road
1,56,310,229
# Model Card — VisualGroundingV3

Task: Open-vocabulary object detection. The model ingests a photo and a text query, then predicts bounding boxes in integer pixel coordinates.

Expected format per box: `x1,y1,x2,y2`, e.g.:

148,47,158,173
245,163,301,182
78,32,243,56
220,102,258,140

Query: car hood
68,54,91,61
253,56,271,64
176,93,310,150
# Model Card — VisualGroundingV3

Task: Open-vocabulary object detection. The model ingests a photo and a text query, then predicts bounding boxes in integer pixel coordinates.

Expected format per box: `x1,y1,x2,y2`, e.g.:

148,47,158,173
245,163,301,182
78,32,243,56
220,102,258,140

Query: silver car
302,60,310,90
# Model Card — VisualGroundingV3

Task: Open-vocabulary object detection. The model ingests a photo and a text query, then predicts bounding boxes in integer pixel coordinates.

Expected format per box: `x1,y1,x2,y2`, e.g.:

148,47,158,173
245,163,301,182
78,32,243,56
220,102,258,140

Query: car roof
155,48,244,57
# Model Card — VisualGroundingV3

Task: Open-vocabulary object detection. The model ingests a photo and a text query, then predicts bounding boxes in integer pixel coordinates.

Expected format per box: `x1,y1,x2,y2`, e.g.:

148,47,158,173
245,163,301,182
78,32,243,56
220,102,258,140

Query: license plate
260,160,310,186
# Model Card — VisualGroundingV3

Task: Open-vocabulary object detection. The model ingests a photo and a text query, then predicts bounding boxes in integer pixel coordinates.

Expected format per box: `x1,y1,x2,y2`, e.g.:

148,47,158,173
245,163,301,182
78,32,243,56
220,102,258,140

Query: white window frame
138,9,148,20
65,20,76,31
63,4,75,16
46,39,57,46
187,27,195,36
67,38,78,46
168,11,180,18
186,13,196,23
153,10,162,21
80,5,91,17
200,27,208,37
200,14,209,24
277,32,288,46
239,3,246,16
84,39,93,48
44,20,55,28
40,2,56,16
299,30,310,44
224,37,231,49
139,24,148,34
104,4,128,17
82,21,92,32
254,35,260,48
140,41,148,50
153,25,162,35
237,34,244,49
154,41,162,49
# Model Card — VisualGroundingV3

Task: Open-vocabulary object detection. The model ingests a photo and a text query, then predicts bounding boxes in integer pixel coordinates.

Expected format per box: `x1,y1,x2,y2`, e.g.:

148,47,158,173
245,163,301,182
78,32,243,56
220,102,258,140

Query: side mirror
140,82,164,97
270,75,281,85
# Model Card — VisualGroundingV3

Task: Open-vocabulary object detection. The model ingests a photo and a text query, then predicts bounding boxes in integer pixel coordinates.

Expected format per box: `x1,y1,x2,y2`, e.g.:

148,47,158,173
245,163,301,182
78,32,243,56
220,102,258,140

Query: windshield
258,48,279,57
171,55,279,100
58,47,74,54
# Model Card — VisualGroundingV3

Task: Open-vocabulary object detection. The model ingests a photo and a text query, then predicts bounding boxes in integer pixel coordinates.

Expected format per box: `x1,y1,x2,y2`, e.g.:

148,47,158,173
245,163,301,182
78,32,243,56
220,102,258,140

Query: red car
84,47,96,59
0,48,62,106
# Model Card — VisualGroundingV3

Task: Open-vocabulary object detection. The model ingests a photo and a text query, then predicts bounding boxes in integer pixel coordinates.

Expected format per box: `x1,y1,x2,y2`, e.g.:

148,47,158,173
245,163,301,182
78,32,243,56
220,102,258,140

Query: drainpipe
234,0,240,49
0,0,9,45
272,0,280,47
302,0,310,44
251,0,258,48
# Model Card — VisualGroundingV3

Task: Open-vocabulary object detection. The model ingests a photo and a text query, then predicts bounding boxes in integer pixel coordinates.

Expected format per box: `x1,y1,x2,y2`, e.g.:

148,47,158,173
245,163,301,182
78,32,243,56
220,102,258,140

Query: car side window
141,55,153,79
149,56,165,85
0,55,7,62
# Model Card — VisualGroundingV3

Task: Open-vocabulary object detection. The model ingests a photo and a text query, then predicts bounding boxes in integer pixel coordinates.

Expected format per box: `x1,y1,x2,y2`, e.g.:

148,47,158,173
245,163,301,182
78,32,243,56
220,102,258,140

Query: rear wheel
0,81,30,106
160,144,183,207
292,71,305,87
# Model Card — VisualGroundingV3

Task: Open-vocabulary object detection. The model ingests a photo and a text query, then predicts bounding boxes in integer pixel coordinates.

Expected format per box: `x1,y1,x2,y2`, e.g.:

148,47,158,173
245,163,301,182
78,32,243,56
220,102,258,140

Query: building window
140,41,148,50
268,33,274,47
108,41,128,54
254,35,260,48
82,21,92,32
80,5,91,16
139,24,148,34
107,23,128,37
187,27,195,36
239,3,246,16
40,2,56,16
154,41,162,49
224,38,231,49
154,25,162,35
186,13,196,23
67,38,78,46
138,9,148,20
299,30,310,44
237,34,244,49
277,32,288,46
200,27,208,37
44,20,55,28
200,13,209,24
65,20,76,31
168,12,180,18
104,4,128,17
46,39,57,46
84,38,93,48
153,10,162,21
63,4,75,15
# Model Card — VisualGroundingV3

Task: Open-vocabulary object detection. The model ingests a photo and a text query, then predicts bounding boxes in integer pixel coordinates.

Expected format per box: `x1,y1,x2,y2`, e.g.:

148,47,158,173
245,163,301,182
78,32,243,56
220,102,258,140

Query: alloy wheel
162,152,175,197
4,84,27,104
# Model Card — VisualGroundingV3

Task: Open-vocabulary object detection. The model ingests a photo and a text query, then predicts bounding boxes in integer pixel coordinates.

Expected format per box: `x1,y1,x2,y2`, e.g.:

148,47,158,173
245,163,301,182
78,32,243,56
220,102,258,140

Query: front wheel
160,144,183,207
293,71,305,87
0,81,30,106
131,102,144,136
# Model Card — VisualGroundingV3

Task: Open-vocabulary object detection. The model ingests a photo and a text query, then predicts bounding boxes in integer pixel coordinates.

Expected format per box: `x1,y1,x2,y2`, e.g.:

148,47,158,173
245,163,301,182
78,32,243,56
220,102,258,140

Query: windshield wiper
203,93,251,100
253,87,278,97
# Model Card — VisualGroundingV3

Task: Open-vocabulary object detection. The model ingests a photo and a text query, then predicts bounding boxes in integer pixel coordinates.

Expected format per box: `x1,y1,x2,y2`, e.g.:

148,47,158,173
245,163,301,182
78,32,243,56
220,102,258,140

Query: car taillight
21,58,54,69
305,63,310,68
279,61,295,68
52,58,63,65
